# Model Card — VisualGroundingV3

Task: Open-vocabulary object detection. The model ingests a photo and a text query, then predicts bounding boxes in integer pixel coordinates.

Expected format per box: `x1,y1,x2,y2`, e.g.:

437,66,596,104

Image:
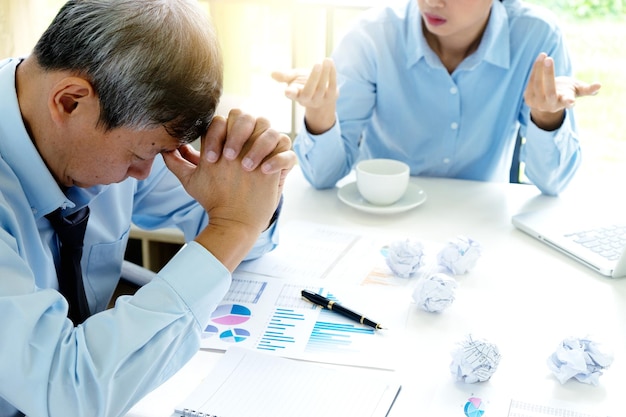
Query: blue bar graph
306,315,375,353
257,308,306,351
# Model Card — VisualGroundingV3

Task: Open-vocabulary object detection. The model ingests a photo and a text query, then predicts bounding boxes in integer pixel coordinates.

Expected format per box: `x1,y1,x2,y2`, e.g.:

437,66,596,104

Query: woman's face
417,0,493,43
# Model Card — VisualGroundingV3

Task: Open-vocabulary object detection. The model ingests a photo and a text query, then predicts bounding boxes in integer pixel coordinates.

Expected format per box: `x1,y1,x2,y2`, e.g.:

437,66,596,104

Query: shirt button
443,158,451,164
450,87,458,95
451,122,458,130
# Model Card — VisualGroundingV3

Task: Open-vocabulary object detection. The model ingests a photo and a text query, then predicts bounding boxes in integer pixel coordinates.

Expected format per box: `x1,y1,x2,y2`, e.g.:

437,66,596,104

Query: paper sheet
237,220,446,287
200,271,409,370
175,346,401,417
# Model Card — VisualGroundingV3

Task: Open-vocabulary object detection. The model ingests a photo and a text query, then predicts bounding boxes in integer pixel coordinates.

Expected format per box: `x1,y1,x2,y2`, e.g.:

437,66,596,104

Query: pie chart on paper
219,328,250,343
464,397,485,417
202,324,219,339
211,304,252,325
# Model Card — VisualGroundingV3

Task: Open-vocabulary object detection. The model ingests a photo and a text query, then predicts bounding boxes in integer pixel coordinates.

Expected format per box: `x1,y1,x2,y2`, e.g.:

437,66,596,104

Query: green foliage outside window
524,0,626,184
537,0,625,19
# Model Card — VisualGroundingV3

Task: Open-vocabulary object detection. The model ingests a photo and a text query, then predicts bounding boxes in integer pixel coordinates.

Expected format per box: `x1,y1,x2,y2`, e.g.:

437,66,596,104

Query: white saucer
337,182,427,214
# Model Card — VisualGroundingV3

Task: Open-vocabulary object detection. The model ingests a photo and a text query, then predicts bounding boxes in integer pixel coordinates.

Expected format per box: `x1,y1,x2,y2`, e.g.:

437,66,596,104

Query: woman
273,0,600,195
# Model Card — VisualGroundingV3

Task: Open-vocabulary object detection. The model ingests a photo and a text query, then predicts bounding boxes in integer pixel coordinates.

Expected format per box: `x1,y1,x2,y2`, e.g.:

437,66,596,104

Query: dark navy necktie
45,206,91,325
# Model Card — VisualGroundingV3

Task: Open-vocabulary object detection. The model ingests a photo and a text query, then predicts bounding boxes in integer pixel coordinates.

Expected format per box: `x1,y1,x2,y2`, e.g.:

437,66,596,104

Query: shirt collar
406,1,511,71
0,58,74,219
479,1,511,69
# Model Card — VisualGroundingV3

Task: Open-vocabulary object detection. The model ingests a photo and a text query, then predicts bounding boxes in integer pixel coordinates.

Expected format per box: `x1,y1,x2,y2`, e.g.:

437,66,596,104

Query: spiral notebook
174,346,401,417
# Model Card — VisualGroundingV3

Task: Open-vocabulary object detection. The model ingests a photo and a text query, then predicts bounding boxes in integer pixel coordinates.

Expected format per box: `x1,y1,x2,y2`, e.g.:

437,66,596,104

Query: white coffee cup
356,159,410,206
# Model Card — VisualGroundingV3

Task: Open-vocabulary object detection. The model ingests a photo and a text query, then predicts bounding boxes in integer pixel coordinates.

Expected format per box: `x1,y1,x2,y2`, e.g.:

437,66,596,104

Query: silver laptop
512,208,626,278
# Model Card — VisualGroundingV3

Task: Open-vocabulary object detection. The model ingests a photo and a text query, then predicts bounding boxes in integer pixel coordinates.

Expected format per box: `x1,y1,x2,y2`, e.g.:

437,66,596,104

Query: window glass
206,1,370,136
527,0,626,186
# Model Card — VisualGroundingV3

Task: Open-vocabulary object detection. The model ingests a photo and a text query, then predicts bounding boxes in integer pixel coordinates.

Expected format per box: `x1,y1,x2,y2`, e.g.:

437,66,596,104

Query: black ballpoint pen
301,289,385,330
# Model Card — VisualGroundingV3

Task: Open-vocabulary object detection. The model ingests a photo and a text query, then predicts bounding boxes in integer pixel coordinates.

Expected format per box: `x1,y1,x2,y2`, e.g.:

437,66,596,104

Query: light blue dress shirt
0,58,278,417
294,0,581,195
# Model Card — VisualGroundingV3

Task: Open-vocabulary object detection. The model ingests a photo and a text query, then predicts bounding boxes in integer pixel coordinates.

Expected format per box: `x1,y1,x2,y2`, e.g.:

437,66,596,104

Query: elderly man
0,1,296,416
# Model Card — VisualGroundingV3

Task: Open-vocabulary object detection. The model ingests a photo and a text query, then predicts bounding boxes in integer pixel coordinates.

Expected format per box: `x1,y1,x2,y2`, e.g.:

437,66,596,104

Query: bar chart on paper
199,272,405,370
506,399,613,417
307,318,377,352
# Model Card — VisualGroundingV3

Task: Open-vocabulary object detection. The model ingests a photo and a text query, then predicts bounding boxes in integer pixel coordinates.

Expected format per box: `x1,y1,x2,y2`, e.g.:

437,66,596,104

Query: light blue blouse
0,57,278,417
294,0,581,195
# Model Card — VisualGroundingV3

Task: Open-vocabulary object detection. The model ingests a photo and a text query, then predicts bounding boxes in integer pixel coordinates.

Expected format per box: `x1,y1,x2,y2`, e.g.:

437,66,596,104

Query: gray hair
33,0,223,143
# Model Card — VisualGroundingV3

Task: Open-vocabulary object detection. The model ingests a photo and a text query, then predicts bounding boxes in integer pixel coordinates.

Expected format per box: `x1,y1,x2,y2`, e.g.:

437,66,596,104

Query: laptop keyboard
565,224,626,261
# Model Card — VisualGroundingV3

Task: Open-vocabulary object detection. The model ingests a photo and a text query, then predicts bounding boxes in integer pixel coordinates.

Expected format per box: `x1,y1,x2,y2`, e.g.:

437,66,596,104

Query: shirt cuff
526,109,575,150
294,118,347,189
157,241,232,327
298,117,342,155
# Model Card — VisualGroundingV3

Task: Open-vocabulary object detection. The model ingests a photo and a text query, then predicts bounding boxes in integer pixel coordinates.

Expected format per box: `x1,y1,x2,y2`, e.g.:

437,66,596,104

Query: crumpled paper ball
450,334,501,383
384,238,425,278
412,273,458,313
437,235,482,275
547,337,613,385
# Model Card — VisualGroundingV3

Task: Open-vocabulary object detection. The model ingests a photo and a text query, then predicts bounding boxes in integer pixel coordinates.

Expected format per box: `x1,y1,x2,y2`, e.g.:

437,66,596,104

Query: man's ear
48,77,96,124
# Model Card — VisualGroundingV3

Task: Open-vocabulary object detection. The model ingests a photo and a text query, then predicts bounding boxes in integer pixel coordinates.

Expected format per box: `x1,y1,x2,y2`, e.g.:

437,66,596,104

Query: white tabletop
127,168,626,416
